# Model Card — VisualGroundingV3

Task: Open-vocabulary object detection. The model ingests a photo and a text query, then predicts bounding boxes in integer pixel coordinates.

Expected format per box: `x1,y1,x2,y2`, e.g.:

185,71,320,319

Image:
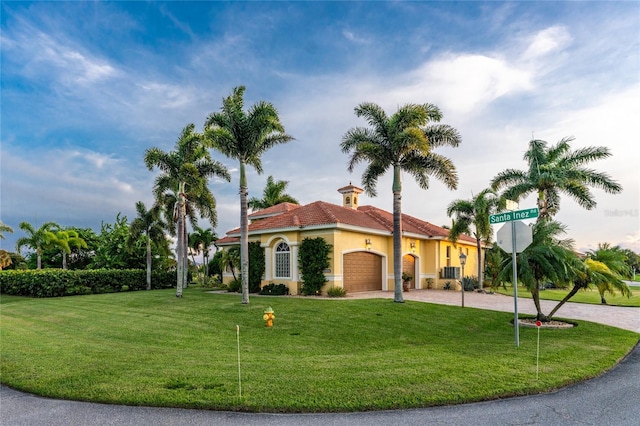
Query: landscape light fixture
459,252,467,308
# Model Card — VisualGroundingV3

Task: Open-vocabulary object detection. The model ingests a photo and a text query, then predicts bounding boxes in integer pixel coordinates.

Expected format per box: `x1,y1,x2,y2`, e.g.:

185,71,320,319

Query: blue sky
1,1,639,254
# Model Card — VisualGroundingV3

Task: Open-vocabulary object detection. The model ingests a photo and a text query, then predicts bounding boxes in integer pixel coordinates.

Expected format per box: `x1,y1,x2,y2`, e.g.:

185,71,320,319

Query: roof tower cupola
337,183,364,210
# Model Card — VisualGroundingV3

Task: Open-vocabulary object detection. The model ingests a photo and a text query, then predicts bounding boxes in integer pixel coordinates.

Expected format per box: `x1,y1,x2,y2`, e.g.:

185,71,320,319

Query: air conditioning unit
440,266,460,279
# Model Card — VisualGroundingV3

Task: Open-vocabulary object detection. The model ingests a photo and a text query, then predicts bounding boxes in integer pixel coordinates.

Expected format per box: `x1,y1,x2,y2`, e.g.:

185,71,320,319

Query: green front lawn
494,285,640,307
1,288,638,412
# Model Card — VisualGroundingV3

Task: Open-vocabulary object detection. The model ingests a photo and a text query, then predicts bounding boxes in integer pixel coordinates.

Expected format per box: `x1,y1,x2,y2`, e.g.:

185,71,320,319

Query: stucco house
216,184,482,295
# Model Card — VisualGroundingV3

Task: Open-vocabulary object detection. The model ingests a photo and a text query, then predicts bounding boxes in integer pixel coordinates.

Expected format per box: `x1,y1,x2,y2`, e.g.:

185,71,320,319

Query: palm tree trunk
175,188,186,297
62,251,68,270
392,165,404,303
37,249,42,270
239,161,250,304
531,281,547,321
537,192,548,220
476,237,482,290
176,217,184,296
547,284,581,319
182,222,189,288
146,234,152,290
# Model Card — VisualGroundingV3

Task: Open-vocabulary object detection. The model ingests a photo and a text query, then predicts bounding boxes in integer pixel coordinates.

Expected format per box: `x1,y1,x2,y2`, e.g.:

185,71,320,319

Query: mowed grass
494,285,640,307
1,288,638,412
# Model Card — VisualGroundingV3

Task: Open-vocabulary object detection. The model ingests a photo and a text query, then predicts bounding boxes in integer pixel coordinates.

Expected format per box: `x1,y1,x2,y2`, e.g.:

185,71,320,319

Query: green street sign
489,208,539,224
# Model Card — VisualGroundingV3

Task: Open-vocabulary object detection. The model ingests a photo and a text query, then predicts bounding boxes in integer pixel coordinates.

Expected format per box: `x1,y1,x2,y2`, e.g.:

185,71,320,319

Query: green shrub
462,276,479,291
298,237,332,296
227,278,241,293
258,283,289,296
0,269,174,297
326,286,347,298
444,281,452,290
248,242,265,293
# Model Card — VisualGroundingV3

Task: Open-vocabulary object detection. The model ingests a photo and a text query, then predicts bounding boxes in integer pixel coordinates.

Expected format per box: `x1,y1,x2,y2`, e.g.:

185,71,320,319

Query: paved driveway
348,289,640,332
1,290,638,425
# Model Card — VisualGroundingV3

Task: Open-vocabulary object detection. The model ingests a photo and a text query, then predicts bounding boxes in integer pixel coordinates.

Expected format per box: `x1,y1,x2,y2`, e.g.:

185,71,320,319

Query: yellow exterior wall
221,229,483,295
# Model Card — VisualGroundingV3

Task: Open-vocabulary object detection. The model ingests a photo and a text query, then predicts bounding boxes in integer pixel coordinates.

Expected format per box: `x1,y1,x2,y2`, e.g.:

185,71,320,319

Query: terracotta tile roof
337,183,364,193
248,202,300,220
215,236,240,245
223,201,477,244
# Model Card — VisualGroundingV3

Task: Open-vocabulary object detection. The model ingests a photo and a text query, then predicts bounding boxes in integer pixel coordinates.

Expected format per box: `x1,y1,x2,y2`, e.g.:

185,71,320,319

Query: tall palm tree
447,188,504,289
341,102,461,303
128,201,168,290
586,243,631,304
145,124,230,297
498,220,580,321
491,137,622,221
0,220,14,240
15,221,59,269
54,229,88,270
204,86,294,304
189,226,218,283
248,175,299,211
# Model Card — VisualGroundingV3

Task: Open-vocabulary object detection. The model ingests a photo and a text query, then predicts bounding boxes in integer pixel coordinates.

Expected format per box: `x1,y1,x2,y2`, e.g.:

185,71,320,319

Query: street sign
497,220,533,253
489,207,539,224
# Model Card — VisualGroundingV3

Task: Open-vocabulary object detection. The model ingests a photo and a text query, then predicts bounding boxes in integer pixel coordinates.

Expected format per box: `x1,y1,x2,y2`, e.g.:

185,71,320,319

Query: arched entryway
343,251,383,292
402,254,416,290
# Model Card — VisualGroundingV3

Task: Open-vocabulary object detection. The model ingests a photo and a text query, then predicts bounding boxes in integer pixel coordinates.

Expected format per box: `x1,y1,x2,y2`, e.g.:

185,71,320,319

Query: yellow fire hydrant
263,307,275,327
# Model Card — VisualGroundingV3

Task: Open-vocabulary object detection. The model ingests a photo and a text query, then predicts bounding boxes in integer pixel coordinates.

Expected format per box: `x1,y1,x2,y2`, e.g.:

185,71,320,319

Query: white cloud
522,26,572,60
137,82,197,109
410,54,534,115
342,29,369,44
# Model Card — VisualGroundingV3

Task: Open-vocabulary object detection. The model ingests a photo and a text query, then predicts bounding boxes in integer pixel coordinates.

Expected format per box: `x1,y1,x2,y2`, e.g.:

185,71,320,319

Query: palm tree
145,124,230,297
447,188,504,289
586,243,631,304
219,246,241,281
248,175,299,211
547,258,627,318
0,250,11,270
54,229,88,270
204,86,294,304
341,102,461,302
491,137,622,221
189,226,218,284
0,220,14,240
15,221,59,269
498,220,580,321
128,201,168,290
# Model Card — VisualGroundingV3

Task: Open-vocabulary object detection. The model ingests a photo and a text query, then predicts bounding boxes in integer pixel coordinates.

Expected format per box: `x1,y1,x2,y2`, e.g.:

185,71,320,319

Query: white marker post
536,320,542,380
236,325,242,398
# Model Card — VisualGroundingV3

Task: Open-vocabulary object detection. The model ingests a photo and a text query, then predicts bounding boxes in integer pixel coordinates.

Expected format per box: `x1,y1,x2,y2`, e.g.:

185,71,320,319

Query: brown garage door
343,251,382,292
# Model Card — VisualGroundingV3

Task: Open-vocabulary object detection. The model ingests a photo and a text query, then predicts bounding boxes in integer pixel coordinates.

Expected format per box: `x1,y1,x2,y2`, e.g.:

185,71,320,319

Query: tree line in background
1,86,638,319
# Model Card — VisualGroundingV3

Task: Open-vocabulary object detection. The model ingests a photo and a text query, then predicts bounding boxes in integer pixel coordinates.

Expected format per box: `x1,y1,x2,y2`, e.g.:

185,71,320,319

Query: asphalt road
1,341,638,426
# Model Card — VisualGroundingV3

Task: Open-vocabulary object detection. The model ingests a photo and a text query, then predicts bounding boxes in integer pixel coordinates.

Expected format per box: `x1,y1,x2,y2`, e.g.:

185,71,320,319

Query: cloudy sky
1,1,638,254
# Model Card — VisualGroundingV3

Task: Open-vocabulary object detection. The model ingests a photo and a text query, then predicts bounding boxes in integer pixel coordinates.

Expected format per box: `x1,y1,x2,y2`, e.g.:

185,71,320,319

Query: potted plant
425,278,434,289
402,272,412,292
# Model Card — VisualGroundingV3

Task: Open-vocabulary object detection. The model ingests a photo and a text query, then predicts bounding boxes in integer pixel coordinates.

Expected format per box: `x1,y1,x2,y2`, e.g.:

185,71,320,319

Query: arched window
275,241,291,278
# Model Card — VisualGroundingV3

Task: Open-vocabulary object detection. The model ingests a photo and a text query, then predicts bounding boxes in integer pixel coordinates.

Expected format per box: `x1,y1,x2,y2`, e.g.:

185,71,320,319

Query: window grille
275,242,290,278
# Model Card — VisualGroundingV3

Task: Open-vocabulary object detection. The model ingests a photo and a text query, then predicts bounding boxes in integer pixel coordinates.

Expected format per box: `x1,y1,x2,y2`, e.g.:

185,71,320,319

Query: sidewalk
347,289,640,333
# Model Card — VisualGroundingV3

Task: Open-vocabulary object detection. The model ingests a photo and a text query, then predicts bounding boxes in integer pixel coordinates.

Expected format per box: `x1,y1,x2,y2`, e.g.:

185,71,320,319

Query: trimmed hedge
0,269,175,298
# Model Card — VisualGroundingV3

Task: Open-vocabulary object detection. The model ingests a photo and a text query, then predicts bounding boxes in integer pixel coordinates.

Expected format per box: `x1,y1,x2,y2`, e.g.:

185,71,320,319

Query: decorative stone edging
518,318,575,329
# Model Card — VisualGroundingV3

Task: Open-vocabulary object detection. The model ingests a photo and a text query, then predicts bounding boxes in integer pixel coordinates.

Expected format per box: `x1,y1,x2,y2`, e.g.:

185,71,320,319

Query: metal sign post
494,207,538,347
511,220,519,347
